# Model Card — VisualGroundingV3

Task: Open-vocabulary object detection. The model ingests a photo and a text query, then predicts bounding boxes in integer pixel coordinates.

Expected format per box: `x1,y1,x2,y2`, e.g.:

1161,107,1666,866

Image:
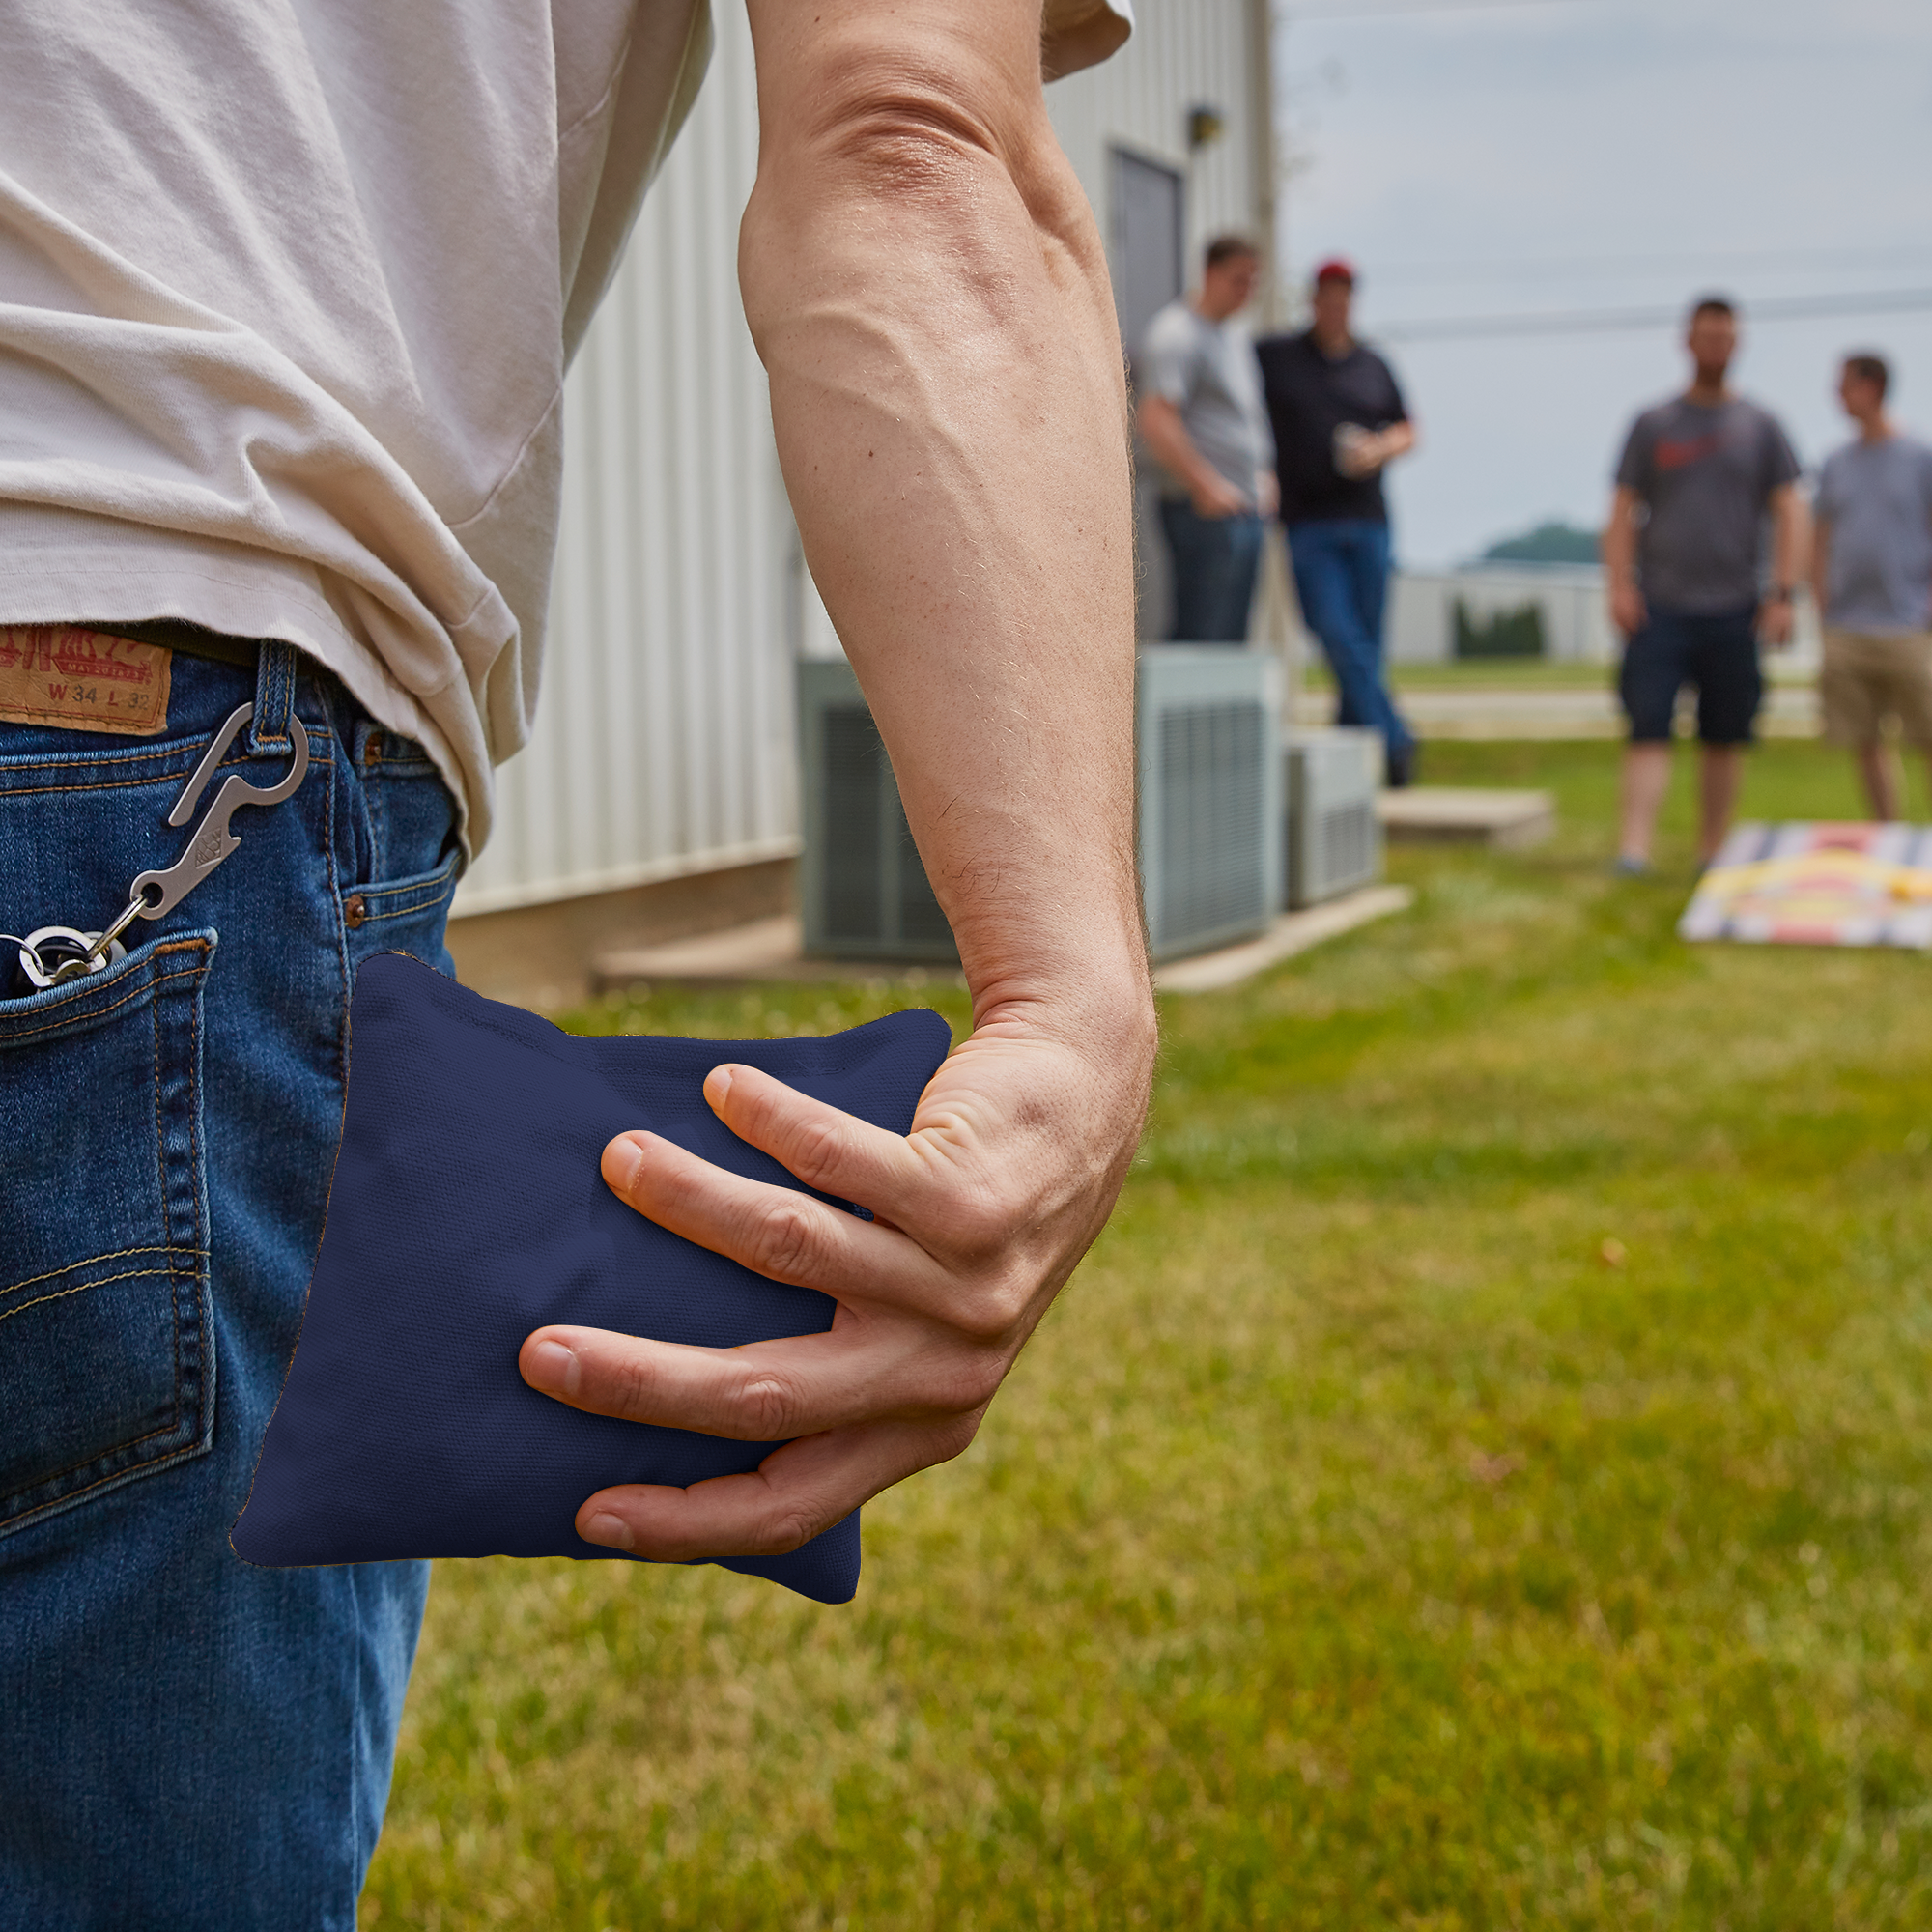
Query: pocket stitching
151,956,187,1476
0,751,334,799
0,1264,178,1327
0,1242,209,1303
0,951,208,1043
0,935,213,1536
0,1420,207,1531
360,886,456,923
355,853,461,908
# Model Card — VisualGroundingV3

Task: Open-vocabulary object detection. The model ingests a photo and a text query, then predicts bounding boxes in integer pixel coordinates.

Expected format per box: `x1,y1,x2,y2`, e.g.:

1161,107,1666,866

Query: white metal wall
456,0,1271,917
1386,568,1617,665
1047,0,1269,289
454,2,788,915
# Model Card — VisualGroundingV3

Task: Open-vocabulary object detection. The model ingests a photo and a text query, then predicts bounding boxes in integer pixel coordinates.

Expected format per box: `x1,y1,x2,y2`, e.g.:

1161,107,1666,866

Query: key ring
11,701,309,990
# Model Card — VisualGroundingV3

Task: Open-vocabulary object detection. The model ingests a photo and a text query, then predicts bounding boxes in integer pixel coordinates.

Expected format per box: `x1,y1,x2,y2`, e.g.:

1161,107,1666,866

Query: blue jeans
1,642,462,1929
1158,500,1264,642
1287,518,1413,757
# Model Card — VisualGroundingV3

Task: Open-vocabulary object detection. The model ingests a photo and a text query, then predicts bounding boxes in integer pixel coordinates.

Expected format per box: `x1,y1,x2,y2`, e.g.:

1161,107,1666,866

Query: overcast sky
1271,0,1932,565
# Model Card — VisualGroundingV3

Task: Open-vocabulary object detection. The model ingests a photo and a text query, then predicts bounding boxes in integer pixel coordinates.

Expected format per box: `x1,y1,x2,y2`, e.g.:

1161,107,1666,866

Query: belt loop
249,640,299,755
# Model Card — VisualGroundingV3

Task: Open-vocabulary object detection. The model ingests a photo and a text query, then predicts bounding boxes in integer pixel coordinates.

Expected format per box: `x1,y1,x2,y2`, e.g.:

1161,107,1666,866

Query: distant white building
448,0,1279,1003
1386,566,1616,665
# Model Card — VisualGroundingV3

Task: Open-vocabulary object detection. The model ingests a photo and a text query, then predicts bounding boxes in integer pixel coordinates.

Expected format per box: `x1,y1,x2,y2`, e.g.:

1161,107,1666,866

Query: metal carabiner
128,701,310,922
7,702,311,992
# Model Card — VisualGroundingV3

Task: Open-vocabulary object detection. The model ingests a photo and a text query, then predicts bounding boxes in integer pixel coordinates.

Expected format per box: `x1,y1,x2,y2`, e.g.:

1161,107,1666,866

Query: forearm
741,0,1147,1036
1601,490,1638,582
1378,420,1416,464
1770,489,1807,592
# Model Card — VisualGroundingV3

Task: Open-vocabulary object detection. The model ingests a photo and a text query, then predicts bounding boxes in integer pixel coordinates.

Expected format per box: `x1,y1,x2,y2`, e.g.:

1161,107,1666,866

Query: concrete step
1293,684,1818,740
1378,786,1555,848
1153,885,1414,992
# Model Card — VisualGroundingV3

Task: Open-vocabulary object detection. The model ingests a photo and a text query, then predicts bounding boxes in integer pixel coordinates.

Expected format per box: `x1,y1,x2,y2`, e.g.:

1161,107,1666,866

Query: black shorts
1617,605,1762,745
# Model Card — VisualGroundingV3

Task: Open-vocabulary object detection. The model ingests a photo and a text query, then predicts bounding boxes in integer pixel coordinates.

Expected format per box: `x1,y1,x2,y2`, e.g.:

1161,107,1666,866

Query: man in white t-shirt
0,2,1154,1921
1135,236,1277,641
1812,352,1932,818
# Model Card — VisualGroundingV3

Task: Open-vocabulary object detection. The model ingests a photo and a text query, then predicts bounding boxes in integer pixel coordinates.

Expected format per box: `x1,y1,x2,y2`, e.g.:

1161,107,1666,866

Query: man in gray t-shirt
1811,351,1932,819
1135,235,1276,641
1602,297,1804,870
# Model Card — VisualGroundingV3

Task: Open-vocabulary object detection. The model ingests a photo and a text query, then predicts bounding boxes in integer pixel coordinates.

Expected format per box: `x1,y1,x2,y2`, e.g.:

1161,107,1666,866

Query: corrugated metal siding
456,0,1269,916
1048,0,1264,277
454,1,791,915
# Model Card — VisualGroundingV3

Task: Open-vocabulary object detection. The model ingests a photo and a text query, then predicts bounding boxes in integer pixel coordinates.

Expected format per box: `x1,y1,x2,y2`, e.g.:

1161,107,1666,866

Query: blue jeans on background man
1,641,463,1929
1159,498,1264,642
1287,516,1414,766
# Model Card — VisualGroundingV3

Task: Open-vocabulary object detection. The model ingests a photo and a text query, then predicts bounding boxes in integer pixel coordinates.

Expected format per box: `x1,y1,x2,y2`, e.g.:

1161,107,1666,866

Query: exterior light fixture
1187,104,1225,150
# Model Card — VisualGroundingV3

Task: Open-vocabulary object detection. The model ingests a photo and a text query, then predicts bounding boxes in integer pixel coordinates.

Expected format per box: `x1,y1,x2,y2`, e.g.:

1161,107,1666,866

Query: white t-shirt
0,0,1131,849
1137,301,1272,508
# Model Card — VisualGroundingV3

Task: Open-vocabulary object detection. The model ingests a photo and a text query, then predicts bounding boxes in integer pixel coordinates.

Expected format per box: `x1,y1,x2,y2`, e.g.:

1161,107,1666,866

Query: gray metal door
1110,147,1184,373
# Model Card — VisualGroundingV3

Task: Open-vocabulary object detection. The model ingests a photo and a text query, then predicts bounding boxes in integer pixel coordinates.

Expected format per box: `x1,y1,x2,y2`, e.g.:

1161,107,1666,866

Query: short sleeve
1614,416,1652,495
1918,444,1932,515
1376,353,1408,426
1814,452,1842,525
1762,415,1802,493
1042,0,1133,79
1251,343,1277,468
1137,307,1195,407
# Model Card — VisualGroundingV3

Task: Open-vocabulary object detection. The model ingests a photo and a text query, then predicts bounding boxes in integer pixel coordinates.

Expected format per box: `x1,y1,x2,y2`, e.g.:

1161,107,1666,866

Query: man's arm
1809,514,1832,630
1137,393,1247,517
1603,485,1646,636
519,0,1156,1559
1760,483,1806,648
1336,419,1414,479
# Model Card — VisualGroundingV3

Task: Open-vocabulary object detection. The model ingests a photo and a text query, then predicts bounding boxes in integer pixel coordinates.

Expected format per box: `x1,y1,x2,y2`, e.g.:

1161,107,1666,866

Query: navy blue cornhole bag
232,951,952,1605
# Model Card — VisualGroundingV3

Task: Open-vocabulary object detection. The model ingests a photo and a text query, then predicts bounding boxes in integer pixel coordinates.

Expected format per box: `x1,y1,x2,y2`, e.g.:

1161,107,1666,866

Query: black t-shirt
1257,329,1409,525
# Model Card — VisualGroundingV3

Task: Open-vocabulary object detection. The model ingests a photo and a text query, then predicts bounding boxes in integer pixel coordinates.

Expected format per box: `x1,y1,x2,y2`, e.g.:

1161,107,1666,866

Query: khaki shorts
1820,628,1932,749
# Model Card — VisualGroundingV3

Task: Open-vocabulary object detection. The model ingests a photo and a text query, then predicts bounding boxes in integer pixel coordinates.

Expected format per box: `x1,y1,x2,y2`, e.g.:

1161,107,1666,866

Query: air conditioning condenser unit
797,659,958,961
1286,727,1382,908
1137,645,1282,959
797,647,1283,965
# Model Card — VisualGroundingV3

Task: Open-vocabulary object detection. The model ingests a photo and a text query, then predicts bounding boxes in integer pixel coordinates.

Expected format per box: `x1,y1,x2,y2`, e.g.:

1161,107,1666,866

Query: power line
1279,0,1580,15
1359,244,1932,285
1376,287,1932,343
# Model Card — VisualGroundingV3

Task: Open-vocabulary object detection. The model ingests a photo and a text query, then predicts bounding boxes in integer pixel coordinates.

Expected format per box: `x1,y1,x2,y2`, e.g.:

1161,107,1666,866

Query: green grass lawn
1298,658,1816,692
362,740,1932,1929
1303,656,1617,692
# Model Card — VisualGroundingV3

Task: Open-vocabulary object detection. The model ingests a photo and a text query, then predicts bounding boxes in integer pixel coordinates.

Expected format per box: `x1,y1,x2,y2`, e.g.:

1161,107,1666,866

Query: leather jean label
0,625,171,736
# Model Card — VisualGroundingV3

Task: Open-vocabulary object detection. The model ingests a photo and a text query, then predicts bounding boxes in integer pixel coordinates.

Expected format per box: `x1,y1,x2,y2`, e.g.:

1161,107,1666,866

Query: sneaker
1385,742,1418,789
1610,854,1652,877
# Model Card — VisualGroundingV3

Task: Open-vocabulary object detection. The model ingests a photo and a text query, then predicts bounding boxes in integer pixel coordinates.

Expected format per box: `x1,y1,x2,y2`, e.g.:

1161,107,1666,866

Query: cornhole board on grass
1680,822,1932,948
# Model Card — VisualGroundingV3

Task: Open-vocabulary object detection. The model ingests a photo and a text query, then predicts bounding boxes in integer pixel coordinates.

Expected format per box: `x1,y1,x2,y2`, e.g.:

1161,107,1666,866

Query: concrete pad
594,887,1414,997
1154,885,1414,993
592,915,966,991
1378,786,1555,848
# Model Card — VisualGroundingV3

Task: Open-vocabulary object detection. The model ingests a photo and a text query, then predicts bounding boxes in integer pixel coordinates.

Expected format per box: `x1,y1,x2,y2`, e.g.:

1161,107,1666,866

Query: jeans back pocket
0,931,217,1538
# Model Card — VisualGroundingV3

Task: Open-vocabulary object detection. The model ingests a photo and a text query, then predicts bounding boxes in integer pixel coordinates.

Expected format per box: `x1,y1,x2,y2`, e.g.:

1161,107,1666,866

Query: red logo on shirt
1654,434,1723,471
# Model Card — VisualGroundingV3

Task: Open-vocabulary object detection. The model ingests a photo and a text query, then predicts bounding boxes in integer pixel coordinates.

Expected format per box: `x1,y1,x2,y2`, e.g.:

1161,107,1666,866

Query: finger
520,1318,1004,1441
601,1129,946,1308
698,1063,936,1219
573,1414,980,1560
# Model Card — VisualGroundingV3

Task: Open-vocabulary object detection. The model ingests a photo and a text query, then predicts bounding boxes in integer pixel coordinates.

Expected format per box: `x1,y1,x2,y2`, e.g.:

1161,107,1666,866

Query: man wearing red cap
1258,260,1419,784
